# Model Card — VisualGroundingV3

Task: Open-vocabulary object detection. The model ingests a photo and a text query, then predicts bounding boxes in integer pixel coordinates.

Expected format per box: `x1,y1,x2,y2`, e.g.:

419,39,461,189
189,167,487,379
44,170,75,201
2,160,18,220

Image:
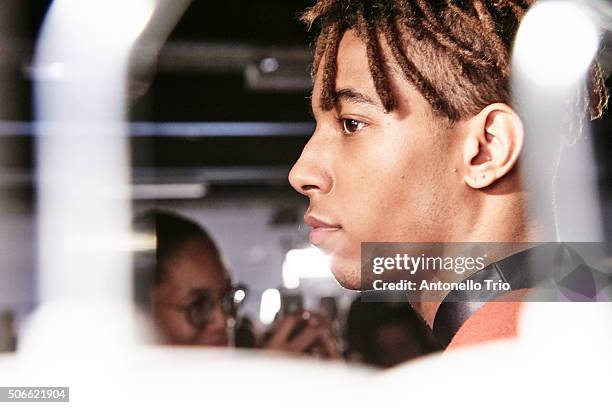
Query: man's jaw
328,255,362,290
303,211,364,289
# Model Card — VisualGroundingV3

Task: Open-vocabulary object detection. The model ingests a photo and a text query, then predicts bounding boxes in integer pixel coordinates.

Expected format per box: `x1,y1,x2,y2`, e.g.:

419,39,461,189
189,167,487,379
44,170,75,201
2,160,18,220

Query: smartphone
279,291,308,341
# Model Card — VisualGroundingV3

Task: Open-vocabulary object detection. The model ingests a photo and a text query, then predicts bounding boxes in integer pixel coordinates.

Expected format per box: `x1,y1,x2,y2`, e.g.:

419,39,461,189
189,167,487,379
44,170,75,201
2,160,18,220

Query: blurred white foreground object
32,0,158,352
514,0,599,87
20,0,188,369
512,0,604,241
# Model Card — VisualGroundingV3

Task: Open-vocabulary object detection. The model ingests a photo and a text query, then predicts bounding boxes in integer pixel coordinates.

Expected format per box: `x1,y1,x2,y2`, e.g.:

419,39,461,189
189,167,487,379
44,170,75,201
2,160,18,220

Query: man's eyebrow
333,88,381,108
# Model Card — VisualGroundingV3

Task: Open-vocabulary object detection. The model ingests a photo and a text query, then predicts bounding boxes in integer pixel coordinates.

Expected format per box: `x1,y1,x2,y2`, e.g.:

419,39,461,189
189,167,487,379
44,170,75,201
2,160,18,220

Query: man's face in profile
289,30,466,289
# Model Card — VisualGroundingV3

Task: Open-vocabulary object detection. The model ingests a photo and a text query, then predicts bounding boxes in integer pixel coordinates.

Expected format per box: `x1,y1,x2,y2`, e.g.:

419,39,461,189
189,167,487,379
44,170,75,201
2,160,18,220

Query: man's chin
330,257,362,290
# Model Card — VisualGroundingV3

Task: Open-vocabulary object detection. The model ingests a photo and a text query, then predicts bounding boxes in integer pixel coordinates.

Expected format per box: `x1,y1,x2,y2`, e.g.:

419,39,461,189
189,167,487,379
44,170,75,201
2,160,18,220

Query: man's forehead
335,30,379,97
311,29,385,110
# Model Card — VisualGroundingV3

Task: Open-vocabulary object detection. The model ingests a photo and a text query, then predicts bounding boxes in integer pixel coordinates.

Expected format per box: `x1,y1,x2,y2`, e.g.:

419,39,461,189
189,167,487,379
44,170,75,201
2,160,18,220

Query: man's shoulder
445,289,531,351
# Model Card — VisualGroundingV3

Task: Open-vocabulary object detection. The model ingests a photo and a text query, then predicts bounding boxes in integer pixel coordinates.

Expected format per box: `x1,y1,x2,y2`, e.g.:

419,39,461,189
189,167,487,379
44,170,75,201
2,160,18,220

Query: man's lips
304,214,341,246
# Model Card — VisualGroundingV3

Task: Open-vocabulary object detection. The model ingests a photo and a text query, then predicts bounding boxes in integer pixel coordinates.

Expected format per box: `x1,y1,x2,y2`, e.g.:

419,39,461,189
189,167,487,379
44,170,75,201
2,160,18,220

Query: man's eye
341,118,366,134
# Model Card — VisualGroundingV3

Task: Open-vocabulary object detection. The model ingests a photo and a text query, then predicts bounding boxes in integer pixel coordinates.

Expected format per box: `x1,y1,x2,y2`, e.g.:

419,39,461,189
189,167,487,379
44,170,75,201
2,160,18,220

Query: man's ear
462,103,524,189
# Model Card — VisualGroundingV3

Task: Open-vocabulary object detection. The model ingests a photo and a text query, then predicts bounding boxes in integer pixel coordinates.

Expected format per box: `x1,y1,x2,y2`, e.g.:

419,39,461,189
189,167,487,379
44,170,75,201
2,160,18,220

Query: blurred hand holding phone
261,291,342,359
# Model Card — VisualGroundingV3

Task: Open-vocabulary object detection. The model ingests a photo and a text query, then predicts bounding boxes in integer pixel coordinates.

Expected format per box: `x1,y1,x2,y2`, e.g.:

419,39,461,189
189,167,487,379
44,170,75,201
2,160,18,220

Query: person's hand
262,312,342,359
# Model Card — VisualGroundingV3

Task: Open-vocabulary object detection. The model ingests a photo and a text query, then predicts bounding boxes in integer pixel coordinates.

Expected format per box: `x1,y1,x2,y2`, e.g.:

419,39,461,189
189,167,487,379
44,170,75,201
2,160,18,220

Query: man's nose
288,136,332,197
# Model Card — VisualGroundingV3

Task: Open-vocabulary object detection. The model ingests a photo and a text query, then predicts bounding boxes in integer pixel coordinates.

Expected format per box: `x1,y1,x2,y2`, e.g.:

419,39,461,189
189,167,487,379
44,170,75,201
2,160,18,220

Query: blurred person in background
133,210,341,358
345,296,441,368
288,0,609,350
133,210,240,346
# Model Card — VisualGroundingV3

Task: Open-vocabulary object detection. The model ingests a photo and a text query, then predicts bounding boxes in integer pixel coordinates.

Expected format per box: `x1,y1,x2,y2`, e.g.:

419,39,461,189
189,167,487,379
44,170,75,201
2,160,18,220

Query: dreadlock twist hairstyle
302,0,608,123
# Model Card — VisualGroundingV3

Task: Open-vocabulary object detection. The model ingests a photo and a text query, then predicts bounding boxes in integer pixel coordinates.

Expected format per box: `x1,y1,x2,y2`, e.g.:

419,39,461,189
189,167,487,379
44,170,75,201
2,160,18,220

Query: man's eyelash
335,116,367,134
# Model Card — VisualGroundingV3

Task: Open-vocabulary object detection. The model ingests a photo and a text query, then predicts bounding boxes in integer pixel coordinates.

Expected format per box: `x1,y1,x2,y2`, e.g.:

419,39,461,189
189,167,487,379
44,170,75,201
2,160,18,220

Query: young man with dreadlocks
288,0,608,350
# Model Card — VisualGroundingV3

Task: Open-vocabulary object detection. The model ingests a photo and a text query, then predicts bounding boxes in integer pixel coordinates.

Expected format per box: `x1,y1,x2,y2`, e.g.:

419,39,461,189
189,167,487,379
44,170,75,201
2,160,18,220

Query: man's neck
411,199,553,328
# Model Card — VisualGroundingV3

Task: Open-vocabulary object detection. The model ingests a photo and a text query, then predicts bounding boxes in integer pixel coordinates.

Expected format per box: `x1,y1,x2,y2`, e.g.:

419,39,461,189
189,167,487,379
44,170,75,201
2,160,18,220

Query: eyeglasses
155,284,248,329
